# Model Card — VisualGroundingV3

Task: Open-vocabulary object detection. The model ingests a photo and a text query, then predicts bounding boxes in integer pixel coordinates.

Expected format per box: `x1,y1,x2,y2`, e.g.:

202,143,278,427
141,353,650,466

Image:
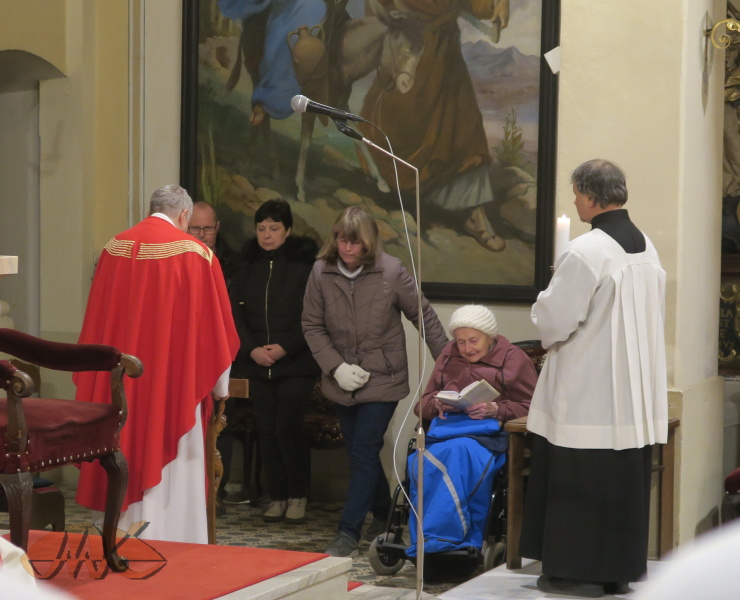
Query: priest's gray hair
571,159,628,208
149,184,193,218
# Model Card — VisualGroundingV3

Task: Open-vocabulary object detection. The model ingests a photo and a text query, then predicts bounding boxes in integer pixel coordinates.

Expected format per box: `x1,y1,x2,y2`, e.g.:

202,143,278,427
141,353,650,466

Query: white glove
334,362,370,392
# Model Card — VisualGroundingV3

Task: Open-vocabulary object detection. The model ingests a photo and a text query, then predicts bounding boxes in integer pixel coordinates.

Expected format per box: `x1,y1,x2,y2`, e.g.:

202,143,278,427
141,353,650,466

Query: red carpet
13,531,332,600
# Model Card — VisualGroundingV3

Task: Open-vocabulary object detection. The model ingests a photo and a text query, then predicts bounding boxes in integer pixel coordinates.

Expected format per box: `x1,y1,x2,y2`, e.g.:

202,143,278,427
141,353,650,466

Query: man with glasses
188,202,245,516
188,201,236,283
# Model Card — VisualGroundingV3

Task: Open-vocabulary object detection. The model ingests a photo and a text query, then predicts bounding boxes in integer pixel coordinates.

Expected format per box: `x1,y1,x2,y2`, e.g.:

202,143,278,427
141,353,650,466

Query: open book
435,379,500,410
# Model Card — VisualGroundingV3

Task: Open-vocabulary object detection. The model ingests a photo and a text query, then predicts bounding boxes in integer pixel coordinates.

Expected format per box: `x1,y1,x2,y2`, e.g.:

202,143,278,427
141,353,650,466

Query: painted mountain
463,41,541,120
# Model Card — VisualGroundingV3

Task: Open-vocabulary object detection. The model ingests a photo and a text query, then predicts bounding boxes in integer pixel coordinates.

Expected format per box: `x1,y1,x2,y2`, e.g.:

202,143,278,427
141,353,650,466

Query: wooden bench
503,416,680,569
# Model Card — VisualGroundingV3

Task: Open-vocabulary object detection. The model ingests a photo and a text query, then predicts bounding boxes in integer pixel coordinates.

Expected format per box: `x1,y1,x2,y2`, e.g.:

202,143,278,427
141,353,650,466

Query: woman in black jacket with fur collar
229,200,319,524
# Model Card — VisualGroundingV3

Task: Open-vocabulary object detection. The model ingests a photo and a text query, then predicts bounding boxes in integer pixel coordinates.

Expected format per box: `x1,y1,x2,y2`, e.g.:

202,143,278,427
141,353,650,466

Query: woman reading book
406,304,537,561
416,304,537,424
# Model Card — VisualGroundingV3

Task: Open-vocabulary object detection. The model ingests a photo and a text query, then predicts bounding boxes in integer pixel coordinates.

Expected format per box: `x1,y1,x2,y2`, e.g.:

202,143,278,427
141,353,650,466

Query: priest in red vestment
74,184,240,543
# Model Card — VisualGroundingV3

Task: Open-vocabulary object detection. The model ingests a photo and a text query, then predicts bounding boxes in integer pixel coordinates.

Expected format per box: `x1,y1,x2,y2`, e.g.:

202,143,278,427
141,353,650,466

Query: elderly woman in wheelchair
407,305,537,562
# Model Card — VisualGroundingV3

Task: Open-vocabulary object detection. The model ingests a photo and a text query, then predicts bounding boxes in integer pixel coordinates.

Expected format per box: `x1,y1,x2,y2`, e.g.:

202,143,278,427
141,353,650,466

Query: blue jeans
335,401,397,541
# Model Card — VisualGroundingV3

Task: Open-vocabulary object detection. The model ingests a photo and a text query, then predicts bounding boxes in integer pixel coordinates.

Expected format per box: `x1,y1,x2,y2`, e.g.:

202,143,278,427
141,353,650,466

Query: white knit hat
449,305,498,338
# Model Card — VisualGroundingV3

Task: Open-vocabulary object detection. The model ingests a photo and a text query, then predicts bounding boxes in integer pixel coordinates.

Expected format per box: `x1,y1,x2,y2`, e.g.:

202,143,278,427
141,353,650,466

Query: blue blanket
406,415,506,557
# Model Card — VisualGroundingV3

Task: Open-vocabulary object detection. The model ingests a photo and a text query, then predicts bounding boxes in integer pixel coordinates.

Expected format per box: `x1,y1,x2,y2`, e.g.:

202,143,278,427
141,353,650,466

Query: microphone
291,95,364,122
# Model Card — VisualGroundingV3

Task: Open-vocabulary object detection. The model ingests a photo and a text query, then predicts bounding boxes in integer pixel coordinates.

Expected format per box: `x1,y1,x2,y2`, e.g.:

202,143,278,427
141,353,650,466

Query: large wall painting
181,0,560,301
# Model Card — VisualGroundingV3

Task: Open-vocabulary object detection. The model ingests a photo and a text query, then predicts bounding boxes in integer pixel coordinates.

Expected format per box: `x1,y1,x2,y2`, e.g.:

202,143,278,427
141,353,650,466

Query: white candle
554,215,570,261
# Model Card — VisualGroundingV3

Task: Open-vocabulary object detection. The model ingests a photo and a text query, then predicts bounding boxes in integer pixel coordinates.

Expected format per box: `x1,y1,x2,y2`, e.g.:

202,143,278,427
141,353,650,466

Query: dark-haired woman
302,205,448,557
230,200,319,524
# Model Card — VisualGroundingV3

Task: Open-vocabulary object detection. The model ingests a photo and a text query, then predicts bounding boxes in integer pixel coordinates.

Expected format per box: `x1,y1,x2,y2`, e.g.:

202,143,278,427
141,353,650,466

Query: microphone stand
332,119,425,599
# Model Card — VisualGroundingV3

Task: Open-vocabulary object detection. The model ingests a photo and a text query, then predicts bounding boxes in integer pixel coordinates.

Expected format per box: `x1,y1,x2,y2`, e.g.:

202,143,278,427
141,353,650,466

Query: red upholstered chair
0,328,142,571
722,466,740,523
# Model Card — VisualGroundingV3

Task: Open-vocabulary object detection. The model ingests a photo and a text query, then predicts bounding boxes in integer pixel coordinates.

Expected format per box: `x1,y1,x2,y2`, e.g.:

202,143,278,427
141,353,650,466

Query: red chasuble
74,216,240,512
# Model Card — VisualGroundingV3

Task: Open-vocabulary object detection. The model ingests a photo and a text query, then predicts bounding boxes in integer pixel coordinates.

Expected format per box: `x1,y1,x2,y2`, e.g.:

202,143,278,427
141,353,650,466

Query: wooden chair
721,466,740,523
0,328,142,571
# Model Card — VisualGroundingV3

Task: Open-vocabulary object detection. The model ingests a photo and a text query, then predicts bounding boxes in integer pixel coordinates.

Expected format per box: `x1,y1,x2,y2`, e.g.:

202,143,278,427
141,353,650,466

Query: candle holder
0,256,18,279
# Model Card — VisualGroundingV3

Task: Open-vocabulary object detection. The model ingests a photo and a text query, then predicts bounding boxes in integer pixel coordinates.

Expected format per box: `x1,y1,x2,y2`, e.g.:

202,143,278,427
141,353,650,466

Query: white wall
37,0,95,345
0,90,40,335
140,0,183,202
674,0,726,538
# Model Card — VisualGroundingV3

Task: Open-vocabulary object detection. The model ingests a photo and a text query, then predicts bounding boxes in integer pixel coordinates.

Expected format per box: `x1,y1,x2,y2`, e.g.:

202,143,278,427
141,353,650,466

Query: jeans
335,401,397,541
251,375,314,500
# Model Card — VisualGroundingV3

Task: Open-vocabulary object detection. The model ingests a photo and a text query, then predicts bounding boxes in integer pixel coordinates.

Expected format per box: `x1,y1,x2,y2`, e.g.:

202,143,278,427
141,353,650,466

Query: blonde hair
317,206,381,266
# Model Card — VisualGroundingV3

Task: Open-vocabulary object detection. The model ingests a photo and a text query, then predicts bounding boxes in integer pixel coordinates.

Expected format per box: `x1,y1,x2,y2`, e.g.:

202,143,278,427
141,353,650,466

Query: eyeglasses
337,237,362,247
188,226,217,235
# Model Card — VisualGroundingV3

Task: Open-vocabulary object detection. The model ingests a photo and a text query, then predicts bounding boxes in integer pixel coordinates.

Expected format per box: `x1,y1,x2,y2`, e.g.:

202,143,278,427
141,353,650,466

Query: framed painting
181,0,559,302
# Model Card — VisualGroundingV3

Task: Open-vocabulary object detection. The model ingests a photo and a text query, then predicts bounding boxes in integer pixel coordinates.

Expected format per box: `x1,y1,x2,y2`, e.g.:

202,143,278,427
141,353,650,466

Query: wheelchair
367,438,509,582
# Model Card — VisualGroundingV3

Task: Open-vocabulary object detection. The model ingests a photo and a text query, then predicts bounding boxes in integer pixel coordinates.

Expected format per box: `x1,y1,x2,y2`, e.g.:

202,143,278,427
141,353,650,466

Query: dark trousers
251,375,314,500
335,401,397,541
519,434,653,583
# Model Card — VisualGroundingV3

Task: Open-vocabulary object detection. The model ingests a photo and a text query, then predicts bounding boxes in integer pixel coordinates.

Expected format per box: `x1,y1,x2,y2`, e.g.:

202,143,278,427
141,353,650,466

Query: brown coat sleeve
495,346,537,422
301,261,344,376
415,350,450,422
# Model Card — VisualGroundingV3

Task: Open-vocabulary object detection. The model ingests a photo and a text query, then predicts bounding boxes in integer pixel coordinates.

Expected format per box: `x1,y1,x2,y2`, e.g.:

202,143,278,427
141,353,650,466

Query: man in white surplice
520,159,668,599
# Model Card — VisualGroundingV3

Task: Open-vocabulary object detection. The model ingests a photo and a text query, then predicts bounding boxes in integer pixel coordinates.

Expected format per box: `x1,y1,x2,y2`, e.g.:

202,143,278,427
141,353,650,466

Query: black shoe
537,575,605,598
604,581,632,595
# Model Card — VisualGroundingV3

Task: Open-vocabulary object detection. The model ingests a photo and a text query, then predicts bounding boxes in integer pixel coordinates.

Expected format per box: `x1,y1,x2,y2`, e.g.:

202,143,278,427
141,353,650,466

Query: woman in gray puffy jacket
302,205,448,557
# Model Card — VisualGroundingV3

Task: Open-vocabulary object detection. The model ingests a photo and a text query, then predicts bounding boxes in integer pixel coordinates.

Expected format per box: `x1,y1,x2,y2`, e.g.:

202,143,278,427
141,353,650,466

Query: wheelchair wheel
368,534,406,575
482,540,505,571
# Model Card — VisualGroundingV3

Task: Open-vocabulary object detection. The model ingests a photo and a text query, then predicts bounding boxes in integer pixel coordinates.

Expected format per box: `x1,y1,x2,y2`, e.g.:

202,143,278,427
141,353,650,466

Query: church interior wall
0,90,40,337
0,0,67,75
0,0,730,547
33,1,129,418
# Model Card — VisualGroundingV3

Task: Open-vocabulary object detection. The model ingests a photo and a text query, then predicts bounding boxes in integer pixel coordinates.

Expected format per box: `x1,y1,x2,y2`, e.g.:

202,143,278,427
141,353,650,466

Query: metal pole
360,137,425,598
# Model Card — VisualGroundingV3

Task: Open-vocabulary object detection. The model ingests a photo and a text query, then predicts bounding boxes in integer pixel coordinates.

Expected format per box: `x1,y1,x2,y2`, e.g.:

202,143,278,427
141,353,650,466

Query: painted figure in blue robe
218,0,328,123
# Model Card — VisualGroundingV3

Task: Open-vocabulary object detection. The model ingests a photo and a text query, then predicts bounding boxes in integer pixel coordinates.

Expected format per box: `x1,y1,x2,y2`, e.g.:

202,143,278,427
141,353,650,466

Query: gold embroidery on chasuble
137,240,213,263
104,238,135,258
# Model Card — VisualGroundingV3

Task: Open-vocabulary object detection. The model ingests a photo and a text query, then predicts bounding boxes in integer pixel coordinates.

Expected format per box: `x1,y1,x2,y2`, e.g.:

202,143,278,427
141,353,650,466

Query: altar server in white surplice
520,159,668,599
